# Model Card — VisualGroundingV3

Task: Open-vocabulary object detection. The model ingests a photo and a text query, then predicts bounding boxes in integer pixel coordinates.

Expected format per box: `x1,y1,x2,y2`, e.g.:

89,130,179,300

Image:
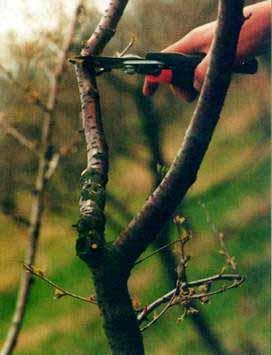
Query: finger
164,23,215,55
171,86,198,102
162,32,198,54
193,55,209,91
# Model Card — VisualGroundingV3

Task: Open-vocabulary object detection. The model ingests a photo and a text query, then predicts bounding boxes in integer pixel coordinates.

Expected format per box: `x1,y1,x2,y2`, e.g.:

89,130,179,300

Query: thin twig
23,264,96,304
0,114,37,153
44,152,60,180
135,239,181,265
188,277,244,300
137,273,244,324
199,201,237,271
140,275,244,332
174,216,191,293
117,35,136,57
1,208,29,227
218,232,237,271
140,292,176,332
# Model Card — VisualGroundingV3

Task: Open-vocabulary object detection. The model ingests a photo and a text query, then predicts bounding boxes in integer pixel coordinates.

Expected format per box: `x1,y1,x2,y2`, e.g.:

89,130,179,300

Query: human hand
143,1,271,101
142,22,215,101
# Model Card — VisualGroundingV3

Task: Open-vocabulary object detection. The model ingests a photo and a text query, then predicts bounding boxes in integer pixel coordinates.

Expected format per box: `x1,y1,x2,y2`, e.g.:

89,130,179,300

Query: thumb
193,54,209,91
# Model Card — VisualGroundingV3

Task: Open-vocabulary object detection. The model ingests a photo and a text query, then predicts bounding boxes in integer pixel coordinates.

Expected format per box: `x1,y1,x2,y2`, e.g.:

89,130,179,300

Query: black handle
147,52,258,95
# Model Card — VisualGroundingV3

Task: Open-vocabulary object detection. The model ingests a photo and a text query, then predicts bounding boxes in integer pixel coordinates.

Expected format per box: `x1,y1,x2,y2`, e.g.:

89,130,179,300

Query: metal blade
73,55,165,75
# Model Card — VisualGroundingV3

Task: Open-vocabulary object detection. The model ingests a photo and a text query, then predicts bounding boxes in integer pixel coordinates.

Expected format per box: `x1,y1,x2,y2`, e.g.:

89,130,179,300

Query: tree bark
74,0,245,353
73,1,145,353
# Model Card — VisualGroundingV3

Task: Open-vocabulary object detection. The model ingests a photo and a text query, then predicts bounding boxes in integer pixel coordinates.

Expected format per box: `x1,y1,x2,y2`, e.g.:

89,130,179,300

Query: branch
82,1,129,57
117,35,136,57
44,152,60,180
0,114,37,154
1,207,30,227
23,264,96,304
140,292,176,332
199,201,237,272
0,63,49,114
137,273,244,324
73,2,146,353
134,238,181,266
115,0,246,266
0,4,82,354
73,1,129,264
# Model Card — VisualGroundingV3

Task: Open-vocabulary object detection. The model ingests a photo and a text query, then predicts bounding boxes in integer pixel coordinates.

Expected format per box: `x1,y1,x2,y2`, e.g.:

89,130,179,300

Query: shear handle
147,52,258,94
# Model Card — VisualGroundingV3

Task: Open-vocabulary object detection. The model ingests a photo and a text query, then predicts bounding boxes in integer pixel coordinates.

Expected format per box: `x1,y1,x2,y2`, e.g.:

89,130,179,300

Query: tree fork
77,242,144,354
74,0,245,353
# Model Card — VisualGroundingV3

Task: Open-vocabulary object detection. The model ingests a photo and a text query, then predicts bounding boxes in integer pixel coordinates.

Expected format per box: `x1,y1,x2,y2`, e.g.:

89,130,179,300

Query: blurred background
0,0,270,354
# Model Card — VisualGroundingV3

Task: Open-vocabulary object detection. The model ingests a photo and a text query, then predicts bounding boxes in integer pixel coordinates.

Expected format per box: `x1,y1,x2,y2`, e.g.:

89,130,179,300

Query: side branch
23,264,96,304
74,0,129,263
0,114,37,153
115,0,246,266
137,273,244,325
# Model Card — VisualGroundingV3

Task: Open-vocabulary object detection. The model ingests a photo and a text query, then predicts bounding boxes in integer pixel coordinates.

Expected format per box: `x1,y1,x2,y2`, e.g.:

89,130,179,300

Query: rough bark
73,1,145,354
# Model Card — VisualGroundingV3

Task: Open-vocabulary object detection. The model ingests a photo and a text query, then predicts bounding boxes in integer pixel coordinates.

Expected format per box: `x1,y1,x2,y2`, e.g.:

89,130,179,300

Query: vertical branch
74,1,146,354
74,1,129,260
0,4,82,355
116,0,246,266
82,1,129,57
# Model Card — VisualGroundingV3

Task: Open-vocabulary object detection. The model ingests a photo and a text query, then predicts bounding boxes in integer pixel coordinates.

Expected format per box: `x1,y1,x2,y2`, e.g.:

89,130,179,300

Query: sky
0,0,108,40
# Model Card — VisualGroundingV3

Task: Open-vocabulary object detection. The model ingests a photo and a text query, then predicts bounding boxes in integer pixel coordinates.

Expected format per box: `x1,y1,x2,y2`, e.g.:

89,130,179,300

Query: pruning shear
72,52,258,93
